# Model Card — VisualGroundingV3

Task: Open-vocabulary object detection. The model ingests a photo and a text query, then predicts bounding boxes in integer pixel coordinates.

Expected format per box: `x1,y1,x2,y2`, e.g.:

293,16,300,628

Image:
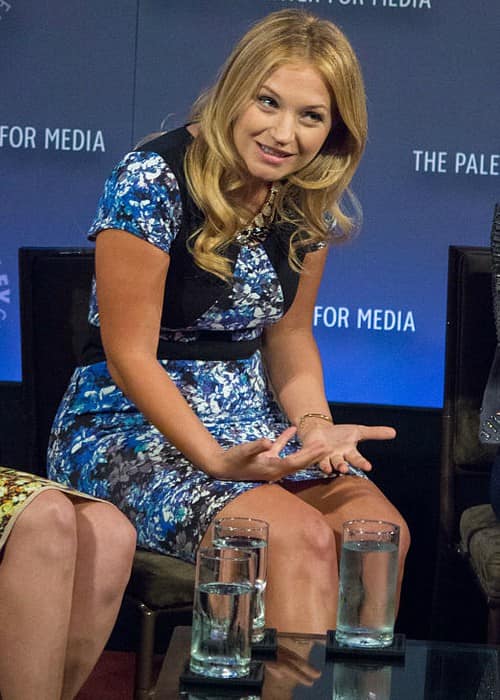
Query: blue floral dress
47,143,364,563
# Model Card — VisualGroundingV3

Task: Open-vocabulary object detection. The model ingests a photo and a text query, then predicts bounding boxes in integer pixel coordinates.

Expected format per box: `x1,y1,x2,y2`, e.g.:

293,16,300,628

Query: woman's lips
258,142,293,162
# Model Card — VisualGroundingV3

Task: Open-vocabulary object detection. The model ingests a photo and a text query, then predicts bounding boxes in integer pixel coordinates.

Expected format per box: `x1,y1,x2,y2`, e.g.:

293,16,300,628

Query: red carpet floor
76,652,135,699
76,651,162,699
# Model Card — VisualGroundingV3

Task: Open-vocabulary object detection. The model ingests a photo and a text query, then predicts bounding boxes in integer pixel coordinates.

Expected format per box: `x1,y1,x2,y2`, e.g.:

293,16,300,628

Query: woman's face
233,62,333,192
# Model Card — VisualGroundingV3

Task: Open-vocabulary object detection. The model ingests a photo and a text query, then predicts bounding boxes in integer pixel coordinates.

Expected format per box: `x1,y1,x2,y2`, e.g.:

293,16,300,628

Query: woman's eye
304,111,324,123
257,95,278,109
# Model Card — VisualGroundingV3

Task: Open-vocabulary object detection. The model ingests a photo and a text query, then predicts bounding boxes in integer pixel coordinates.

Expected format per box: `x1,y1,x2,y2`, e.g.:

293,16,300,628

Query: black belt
79,325,262,364
157,332,261,360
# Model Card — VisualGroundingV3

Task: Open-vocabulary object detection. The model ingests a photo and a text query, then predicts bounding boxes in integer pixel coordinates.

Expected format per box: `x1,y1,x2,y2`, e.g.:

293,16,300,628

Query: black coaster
251,627,277,658
180,660,264,692
178,686,258,699
326,631,406,661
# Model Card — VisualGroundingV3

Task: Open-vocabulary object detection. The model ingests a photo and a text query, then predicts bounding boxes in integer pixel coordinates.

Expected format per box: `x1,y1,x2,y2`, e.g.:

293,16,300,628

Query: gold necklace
235,183,280,247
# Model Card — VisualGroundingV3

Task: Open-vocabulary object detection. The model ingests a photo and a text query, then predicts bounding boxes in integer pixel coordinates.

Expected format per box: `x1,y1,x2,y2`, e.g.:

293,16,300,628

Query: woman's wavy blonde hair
185,9,367,280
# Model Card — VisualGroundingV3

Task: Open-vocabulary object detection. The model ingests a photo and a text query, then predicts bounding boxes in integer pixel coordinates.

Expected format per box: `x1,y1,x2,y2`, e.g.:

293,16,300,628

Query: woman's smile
233,62,333,186
257,142,294,161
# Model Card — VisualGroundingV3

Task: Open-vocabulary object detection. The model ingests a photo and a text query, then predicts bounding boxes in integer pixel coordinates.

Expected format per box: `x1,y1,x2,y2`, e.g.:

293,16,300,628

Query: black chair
432,242,500,644
19,247,195,699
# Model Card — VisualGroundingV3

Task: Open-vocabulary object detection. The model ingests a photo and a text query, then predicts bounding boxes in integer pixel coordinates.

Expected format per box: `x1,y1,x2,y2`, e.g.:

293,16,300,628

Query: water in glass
336,520,399,648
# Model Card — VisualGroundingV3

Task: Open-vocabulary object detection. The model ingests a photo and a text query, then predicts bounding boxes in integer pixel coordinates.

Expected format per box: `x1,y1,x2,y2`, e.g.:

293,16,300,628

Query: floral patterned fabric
47,147,366,564
0,467,99,552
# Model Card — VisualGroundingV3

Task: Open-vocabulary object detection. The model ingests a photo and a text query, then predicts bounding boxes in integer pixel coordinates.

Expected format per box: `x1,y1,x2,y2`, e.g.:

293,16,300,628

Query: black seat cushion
127,549,195,610
460,505,500,602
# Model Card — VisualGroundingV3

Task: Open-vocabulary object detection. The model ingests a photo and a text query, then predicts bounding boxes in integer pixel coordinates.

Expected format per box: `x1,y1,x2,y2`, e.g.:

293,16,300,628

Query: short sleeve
87,151,183,254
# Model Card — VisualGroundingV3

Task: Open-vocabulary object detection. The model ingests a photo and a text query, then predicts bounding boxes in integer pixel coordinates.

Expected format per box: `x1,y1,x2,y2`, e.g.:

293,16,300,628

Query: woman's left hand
298,422,396,475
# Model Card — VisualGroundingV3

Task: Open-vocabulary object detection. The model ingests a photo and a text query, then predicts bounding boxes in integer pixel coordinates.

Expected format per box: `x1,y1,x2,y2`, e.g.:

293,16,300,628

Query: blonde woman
0,467,135,700
48,9,410,633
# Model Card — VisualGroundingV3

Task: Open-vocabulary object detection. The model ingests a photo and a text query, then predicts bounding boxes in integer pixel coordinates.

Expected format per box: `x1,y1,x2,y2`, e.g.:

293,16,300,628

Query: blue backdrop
1,0,499,408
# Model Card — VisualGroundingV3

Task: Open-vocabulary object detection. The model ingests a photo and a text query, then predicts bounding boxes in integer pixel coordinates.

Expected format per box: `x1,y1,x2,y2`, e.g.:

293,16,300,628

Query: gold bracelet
298,412,333,432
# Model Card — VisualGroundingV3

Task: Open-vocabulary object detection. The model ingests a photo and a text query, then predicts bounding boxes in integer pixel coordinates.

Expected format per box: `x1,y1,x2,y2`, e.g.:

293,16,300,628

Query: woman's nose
270,112,295,145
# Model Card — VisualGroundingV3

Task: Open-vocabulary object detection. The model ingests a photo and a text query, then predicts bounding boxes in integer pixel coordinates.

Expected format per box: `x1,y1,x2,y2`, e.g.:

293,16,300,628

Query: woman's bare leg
0,493,135,700
200,484,339,634
60,501,136,700
0,490,78,700
286,476,411,613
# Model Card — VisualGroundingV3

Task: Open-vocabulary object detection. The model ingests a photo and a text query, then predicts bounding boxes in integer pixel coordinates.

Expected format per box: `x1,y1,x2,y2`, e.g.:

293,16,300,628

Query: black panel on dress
136,128,302,330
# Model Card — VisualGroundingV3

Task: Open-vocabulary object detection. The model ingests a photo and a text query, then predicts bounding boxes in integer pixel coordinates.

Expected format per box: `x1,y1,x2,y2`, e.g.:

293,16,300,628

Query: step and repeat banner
1,0,499,407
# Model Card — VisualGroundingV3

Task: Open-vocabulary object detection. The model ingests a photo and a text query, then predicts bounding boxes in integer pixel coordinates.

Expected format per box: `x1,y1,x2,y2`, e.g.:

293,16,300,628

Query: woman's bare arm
262,247,395,474
95,228,324,479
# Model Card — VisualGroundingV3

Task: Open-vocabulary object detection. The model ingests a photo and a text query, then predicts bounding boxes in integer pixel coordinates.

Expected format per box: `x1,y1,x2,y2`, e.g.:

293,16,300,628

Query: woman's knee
333,479,411,559
396,516,411,561
107,512,137,575
213,485,337,568
9,490,78,564
75,502,136,584
271,508,337,568
369,503,411,563
97,504,136,552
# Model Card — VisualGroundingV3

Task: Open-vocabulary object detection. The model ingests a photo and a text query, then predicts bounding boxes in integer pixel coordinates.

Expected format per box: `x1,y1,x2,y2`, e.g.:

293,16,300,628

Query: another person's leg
0,490,78,700
490,450,500,520
0,492,136,700
60,501,136,700
287,477,411,612
201,484,339,634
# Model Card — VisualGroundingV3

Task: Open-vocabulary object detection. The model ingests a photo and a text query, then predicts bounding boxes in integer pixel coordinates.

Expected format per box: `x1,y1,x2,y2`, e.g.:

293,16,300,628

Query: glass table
154,626,500,699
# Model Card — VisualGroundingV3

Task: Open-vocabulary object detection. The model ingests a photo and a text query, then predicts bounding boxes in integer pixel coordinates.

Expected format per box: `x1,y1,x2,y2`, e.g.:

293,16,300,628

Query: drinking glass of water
213,517,269,643
335,520,400,649
190,547,256,679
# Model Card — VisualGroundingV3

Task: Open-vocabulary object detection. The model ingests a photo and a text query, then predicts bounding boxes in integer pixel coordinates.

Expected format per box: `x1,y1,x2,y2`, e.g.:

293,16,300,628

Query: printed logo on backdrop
273,1,431,9
314,305,416,332
413,150,499,177
0,125,105,152
0,259,11,323
0,1,11,21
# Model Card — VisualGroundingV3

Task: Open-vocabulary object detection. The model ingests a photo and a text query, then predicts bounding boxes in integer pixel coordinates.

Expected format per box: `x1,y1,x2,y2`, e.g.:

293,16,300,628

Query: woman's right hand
205,427,325,482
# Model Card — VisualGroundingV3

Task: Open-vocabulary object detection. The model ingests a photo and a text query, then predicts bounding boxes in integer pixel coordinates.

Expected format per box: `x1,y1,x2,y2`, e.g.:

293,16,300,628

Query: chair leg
487,606,500,645
134,603,158,700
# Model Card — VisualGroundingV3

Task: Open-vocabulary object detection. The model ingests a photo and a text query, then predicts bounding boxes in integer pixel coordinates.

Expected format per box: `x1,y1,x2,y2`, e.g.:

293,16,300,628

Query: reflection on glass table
153,627,500,700
332,659,393,700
